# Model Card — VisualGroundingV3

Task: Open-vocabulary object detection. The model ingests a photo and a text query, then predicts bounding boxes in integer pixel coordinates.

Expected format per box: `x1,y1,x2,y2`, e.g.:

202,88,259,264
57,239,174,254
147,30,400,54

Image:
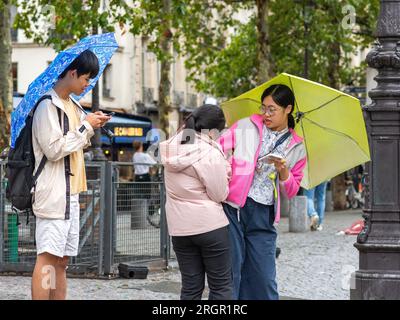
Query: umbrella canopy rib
302,116,370,159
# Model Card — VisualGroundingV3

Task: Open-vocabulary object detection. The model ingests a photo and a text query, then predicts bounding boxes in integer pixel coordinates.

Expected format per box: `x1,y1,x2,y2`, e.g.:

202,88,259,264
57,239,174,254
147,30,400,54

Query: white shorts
35,194,80,258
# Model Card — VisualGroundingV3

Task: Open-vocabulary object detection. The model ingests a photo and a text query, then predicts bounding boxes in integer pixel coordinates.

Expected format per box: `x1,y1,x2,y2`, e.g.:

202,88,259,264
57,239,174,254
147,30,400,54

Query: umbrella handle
101,127,114,139
295,112,305,123
76,104,115,139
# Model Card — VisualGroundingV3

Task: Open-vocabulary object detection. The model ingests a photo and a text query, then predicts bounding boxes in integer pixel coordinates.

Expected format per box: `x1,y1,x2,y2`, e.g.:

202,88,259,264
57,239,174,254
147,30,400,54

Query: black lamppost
351,0,400,299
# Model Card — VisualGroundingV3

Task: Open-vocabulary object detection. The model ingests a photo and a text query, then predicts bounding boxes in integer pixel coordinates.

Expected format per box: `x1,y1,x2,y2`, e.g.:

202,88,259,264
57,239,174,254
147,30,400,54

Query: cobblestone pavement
276,209,361,300
0,209,362,300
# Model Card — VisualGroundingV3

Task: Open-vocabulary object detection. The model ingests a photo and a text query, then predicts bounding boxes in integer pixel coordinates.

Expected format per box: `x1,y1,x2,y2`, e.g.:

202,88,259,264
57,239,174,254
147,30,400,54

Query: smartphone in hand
267,154,284,162
259,153,284,164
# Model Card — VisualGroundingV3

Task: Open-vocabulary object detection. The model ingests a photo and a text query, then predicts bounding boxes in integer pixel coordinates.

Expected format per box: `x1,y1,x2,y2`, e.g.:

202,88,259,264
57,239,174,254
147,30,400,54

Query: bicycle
146,166,163,228
345,179,364,209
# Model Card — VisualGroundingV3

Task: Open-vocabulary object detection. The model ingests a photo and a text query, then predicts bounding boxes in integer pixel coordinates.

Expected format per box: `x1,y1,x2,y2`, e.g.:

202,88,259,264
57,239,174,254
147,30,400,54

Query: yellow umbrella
221,73,371,189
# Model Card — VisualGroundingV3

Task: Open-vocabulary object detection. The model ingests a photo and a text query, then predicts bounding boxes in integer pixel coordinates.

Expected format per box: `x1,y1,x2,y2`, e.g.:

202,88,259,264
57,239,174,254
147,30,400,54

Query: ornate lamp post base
351,245,400,299
351,0,400,300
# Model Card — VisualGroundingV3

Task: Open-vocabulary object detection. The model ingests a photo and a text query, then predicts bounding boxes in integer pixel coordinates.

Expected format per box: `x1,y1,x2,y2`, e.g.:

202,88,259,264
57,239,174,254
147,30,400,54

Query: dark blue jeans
223,198,278,300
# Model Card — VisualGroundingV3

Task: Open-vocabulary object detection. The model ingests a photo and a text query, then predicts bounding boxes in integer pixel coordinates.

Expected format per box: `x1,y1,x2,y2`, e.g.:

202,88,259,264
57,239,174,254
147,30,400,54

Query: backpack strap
61,110,72,220
32,156,47,183
29,95,52,117
32,96,62,185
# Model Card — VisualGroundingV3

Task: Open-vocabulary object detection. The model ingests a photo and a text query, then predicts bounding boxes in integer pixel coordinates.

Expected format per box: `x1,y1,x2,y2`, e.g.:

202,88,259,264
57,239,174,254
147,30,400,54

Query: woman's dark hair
181,104,226,144
261,84,295,129
59,49,100,79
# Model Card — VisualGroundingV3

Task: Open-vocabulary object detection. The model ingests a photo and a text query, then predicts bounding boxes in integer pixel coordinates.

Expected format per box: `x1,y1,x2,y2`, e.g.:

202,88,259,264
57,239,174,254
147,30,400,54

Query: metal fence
0,160,169,276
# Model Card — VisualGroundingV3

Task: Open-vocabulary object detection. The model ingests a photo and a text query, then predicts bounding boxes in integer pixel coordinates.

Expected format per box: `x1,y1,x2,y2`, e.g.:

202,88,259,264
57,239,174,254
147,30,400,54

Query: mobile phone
267,155,284,162
106,112,115,117
259,153,284,163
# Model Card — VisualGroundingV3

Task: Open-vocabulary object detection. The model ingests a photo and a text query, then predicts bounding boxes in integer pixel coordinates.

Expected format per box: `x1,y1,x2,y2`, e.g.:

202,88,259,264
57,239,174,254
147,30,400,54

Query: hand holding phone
258,153,285,164
267,154,284,163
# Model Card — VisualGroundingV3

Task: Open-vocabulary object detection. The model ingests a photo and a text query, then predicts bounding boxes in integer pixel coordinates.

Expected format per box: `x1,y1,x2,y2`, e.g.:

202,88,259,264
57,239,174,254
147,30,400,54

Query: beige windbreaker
31,89,94,219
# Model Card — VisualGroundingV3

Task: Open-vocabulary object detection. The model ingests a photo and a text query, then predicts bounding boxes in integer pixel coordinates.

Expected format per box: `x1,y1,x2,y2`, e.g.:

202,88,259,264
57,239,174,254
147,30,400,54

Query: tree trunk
255,0,274,84
332,174,347,210
327,40,346,209
158,0,172,137
0,1,12,150
327,41,341,89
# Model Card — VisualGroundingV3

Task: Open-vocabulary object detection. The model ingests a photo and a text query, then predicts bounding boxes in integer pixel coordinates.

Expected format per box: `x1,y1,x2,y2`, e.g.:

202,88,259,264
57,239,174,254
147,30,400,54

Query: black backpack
5,95,59,222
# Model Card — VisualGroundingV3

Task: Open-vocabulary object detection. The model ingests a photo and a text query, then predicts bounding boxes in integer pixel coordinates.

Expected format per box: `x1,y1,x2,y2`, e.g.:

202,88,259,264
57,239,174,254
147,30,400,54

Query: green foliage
196,0,380,98
13,0,380,98
14,0,119,51
197,18,258,98
116,0,242,65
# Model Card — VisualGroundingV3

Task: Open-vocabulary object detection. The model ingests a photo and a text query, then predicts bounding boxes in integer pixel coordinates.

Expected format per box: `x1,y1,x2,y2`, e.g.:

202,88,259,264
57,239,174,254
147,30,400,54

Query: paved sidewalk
276,209,361,300
0,209,362,300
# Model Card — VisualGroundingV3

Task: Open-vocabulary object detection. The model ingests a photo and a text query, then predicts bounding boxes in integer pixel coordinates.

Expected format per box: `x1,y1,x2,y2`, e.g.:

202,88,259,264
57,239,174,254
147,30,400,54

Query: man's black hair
59,49,99,79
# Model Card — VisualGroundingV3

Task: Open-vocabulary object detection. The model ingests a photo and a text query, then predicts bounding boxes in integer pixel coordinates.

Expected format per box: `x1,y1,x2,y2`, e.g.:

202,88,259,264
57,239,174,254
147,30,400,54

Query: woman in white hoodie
160,105,232,300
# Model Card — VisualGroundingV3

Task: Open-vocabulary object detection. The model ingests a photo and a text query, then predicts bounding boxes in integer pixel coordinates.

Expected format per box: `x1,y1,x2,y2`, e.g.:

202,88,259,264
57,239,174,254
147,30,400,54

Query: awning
101,135,147,145
99,111,157,146
104,114,150,126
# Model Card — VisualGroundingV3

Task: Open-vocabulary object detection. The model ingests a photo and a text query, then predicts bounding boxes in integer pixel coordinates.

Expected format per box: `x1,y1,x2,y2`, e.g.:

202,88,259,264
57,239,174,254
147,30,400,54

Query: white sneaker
310,215,319,231
316,225,323,231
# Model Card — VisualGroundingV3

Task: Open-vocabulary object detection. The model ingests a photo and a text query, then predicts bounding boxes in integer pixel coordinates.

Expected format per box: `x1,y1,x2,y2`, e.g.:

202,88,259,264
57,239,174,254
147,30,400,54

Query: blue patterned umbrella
10,32,118,148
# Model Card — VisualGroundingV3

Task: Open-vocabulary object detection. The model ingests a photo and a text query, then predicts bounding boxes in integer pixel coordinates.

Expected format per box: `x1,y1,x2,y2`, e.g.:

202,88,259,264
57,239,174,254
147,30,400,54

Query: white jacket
32,89,94,219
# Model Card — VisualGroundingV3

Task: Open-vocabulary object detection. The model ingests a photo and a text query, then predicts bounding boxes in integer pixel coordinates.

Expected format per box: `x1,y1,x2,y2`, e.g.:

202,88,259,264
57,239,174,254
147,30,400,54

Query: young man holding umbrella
31,49,111,300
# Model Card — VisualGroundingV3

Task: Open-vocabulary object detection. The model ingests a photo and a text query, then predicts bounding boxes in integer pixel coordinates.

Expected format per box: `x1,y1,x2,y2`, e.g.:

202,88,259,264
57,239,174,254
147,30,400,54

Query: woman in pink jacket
160,105,232,300
219,84,307,300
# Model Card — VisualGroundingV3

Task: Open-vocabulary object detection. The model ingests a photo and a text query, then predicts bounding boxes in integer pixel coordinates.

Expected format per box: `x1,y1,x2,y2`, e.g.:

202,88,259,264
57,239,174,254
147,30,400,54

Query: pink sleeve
218,122,237,155
282,157,307,199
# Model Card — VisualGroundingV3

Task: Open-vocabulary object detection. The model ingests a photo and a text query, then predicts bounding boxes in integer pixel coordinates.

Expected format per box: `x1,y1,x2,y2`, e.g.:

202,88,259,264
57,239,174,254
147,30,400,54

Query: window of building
102,64,112,98
11,29,18,42
12,62,18,93
10,6,18,42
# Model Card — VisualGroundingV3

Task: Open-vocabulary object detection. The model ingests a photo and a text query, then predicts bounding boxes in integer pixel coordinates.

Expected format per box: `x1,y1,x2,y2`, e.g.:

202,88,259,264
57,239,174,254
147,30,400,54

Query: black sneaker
276,247,281,259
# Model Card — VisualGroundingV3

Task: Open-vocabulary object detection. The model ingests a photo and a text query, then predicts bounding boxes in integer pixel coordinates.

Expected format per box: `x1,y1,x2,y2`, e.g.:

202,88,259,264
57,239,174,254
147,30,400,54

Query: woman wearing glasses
219,84,307,300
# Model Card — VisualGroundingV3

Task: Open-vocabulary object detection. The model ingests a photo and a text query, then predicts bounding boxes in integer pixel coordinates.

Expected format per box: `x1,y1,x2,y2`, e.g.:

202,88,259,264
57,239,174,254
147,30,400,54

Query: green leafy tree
15,0,118,51
198,18,258,98
14,0,243,136
196,0,379,100
195,0,379,209
111,0,243,135
0,0,13,150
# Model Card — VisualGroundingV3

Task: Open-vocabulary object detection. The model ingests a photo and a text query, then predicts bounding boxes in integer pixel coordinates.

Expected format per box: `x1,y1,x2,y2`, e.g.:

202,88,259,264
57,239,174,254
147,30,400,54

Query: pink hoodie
218,114,307,223
160,132,231,236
